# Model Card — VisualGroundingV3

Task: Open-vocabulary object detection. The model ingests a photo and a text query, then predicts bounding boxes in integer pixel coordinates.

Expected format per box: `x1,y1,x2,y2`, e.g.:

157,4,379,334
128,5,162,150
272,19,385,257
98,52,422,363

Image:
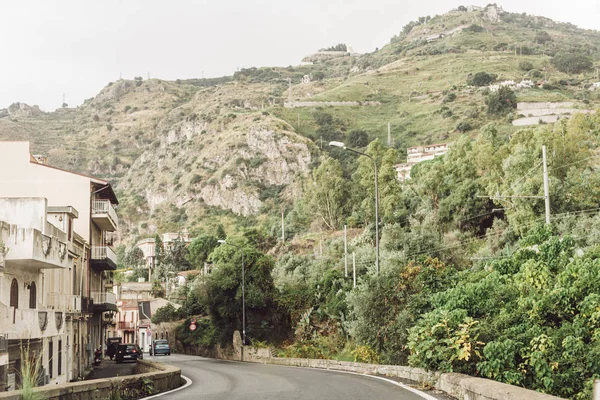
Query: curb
140,375,192,399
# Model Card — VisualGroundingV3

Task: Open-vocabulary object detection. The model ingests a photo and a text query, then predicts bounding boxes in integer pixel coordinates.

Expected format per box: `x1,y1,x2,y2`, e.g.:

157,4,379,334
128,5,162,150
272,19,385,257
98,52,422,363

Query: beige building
395,143,449,181
0,142,119,389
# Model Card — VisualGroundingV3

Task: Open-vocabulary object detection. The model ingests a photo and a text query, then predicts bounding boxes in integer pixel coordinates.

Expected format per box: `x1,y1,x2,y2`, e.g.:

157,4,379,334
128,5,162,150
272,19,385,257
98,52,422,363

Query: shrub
313,71,325,81
519,61,534,71
486,86,517,115
456,121,473,132
470,72,495,87
443,92,457,103
463,24,484,33
551,53,593,74
348,129,369,147
534,30,552,44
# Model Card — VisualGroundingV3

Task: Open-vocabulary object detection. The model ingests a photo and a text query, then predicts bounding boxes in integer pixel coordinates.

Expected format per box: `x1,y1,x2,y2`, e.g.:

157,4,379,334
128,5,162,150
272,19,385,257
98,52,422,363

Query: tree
486,87,517,115
216,224,226,240
163,237,191,272
306,157,350,230
348,129,369,148
187,234,218,269
203,243,281,343
519,61,534,71
551,53,593,74
154,235,165,267
353,139,386,224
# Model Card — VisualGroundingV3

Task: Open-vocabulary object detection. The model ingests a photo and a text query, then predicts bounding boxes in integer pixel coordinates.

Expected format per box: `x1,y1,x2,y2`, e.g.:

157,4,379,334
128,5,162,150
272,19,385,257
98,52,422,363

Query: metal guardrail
91,246,117,264
92,291,116,305
92,199,119,227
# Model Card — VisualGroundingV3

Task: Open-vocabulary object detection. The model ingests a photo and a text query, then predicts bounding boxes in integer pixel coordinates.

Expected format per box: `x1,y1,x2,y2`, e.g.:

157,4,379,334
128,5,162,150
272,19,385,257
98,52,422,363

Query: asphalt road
146,353,433,400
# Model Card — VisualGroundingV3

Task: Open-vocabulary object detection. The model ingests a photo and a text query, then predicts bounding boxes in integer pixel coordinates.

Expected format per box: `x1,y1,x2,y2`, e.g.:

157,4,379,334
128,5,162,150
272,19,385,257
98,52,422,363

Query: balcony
91,291,117,313
119,321,135,331
92,200,118,232
46,293,82,313
91,246,117,271
2,226,68,270
0,305,64,340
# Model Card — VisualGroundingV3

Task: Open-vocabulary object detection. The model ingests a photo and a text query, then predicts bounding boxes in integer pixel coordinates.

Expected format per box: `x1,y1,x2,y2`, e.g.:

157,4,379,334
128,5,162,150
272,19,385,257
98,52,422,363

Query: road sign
191,318,197,324
148,330,152,337
190,323,197,331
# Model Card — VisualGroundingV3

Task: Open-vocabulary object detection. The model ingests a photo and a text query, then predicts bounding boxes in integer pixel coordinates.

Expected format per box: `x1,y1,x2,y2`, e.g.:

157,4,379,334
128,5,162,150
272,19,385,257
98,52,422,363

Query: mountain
1,4,599,241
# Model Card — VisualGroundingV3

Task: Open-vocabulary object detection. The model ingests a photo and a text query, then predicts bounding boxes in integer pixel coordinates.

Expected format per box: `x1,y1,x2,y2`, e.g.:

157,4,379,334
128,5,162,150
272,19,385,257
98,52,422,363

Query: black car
115,343,143,363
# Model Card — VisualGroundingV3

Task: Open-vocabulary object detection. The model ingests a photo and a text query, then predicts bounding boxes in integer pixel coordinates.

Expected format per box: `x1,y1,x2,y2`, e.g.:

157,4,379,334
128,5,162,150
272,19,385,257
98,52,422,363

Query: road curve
146,353,431,400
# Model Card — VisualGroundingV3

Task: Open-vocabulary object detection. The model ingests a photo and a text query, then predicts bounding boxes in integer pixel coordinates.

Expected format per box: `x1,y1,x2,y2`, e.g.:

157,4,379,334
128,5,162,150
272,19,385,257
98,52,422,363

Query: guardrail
92,199,119,227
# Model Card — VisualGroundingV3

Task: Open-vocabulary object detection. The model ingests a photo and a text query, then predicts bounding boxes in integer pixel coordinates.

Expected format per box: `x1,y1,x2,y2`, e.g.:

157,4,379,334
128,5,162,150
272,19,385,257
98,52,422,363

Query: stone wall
0,360,181,400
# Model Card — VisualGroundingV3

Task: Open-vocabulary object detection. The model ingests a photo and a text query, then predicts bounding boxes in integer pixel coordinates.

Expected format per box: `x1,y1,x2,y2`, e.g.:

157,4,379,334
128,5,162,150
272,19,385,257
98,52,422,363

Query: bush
534,30,552,44
463,24,484,33
470,72,495,87
456,121,473,132
519,61,534,71
551,53,593,74
313,71,325,81
486,87,517,115
443,92,457,103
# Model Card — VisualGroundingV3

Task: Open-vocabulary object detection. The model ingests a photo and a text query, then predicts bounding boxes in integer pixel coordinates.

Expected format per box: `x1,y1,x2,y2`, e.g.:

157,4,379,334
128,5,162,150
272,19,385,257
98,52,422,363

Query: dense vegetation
143,113,600,398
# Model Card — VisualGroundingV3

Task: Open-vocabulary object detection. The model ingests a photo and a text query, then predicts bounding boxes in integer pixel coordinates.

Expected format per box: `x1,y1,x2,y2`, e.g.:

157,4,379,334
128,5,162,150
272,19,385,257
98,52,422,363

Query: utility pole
281,209,285,242
387,122,392,147
542,145,551,225
352,253,356,288
344,225,348,278
478,145,551,225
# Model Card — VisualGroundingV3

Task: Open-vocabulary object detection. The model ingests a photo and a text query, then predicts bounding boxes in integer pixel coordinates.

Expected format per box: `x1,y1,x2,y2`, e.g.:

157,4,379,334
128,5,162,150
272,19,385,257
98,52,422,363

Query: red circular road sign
189,323,197,331
191,318,197,324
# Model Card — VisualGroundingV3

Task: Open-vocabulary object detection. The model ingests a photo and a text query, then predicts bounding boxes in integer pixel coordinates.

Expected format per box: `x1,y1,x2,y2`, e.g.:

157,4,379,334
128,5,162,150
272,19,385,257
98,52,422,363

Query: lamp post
217,240,246,346
329,141,380,275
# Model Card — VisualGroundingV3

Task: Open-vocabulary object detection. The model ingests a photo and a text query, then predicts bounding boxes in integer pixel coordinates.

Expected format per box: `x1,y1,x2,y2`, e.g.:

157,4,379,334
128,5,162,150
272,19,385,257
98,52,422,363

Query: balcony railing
91,291,117,313
119,321,135,330
91,246,117,271
2,227,68,270
92,200,118,231
46,293,82,313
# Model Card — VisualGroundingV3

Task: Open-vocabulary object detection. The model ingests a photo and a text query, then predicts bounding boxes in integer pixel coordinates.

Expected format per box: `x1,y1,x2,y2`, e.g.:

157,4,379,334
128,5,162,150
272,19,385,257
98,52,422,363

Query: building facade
0,142,118,390
395,143,449,182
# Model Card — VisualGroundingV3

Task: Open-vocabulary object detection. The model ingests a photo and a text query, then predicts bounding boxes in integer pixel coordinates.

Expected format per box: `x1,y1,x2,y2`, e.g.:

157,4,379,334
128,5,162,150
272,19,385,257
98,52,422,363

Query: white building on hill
395,143,449,182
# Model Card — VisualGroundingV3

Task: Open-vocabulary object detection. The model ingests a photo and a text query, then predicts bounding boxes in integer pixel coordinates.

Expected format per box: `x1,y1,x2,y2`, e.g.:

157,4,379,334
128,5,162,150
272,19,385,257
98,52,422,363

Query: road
146,353,433,400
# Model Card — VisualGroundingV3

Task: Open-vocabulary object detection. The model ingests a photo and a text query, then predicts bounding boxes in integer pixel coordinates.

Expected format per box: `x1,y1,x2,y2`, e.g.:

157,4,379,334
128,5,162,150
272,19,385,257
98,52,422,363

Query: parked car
115,343,143,363
149,339,171,356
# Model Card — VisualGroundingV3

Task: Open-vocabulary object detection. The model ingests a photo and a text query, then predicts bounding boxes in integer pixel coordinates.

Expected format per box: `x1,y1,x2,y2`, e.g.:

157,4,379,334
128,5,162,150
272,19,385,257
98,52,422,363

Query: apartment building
0,142,118,389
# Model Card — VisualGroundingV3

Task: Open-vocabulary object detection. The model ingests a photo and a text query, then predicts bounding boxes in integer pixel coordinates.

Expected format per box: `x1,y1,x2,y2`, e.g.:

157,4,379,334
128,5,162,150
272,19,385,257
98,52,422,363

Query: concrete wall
0,360,181,400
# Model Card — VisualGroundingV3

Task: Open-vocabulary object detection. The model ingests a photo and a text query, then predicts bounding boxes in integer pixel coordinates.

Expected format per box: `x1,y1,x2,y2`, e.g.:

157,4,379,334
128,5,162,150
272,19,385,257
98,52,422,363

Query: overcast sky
1,0,598,111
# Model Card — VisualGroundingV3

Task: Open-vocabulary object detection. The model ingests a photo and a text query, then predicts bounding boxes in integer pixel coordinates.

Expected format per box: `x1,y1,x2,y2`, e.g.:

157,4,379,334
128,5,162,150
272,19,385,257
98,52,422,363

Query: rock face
120,116,314,218
0,103,42,118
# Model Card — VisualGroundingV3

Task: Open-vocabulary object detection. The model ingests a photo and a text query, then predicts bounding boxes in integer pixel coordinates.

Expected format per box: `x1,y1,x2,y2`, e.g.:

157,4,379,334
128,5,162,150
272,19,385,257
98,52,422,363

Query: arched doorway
10,279,18,323
29,282,37,309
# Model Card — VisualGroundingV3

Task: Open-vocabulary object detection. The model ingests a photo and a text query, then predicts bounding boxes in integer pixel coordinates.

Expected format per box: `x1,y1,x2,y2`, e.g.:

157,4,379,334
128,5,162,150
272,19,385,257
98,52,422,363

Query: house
0,141,119,388
395,143,449,182
112,282,152,350
135,231,192,280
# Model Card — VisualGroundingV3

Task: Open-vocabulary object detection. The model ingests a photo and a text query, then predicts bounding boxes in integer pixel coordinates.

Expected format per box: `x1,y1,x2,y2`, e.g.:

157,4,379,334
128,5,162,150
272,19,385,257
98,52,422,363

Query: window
10,279,18,323
58,340,62,376
29,282,36,309
48,341,53,379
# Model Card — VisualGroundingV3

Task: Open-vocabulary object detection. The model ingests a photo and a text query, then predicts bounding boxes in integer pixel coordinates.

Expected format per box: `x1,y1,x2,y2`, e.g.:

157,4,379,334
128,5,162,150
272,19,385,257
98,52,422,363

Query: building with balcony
0,142,119,390
0,198,78,389
395,143,450,182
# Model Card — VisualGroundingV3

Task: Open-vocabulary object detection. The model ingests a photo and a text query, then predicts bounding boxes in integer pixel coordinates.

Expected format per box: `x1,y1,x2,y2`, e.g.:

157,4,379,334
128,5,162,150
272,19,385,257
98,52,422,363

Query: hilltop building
0,142,118,390
395,143,449,182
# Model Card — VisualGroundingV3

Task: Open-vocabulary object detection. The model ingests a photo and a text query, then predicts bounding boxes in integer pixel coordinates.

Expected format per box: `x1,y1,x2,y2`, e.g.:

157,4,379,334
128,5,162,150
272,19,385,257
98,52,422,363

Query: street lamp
329,141,380,275
217,240,246,347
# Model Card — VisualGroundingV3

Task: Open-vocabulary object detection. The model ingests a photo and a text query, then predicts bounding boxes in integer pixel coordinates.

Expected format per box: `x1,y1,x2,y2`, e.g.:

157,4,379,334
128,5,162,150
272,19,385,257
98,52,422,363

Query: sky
1,0,598,111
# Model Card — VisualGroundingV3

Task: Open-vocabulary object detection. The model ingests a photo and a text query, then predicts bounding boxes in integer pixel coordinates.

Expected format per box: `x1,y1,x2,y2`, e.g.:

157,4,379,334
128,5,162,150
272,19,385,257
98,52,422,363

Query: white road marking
140,374,192,399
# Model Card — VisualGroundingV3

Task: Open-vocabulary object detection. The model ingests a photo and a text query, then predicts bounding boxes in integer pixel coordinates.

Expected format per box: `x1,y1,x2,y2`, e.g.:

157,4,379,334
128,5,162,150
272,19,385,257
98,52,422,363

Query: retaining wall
234,343,565,400
0,360,181,400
